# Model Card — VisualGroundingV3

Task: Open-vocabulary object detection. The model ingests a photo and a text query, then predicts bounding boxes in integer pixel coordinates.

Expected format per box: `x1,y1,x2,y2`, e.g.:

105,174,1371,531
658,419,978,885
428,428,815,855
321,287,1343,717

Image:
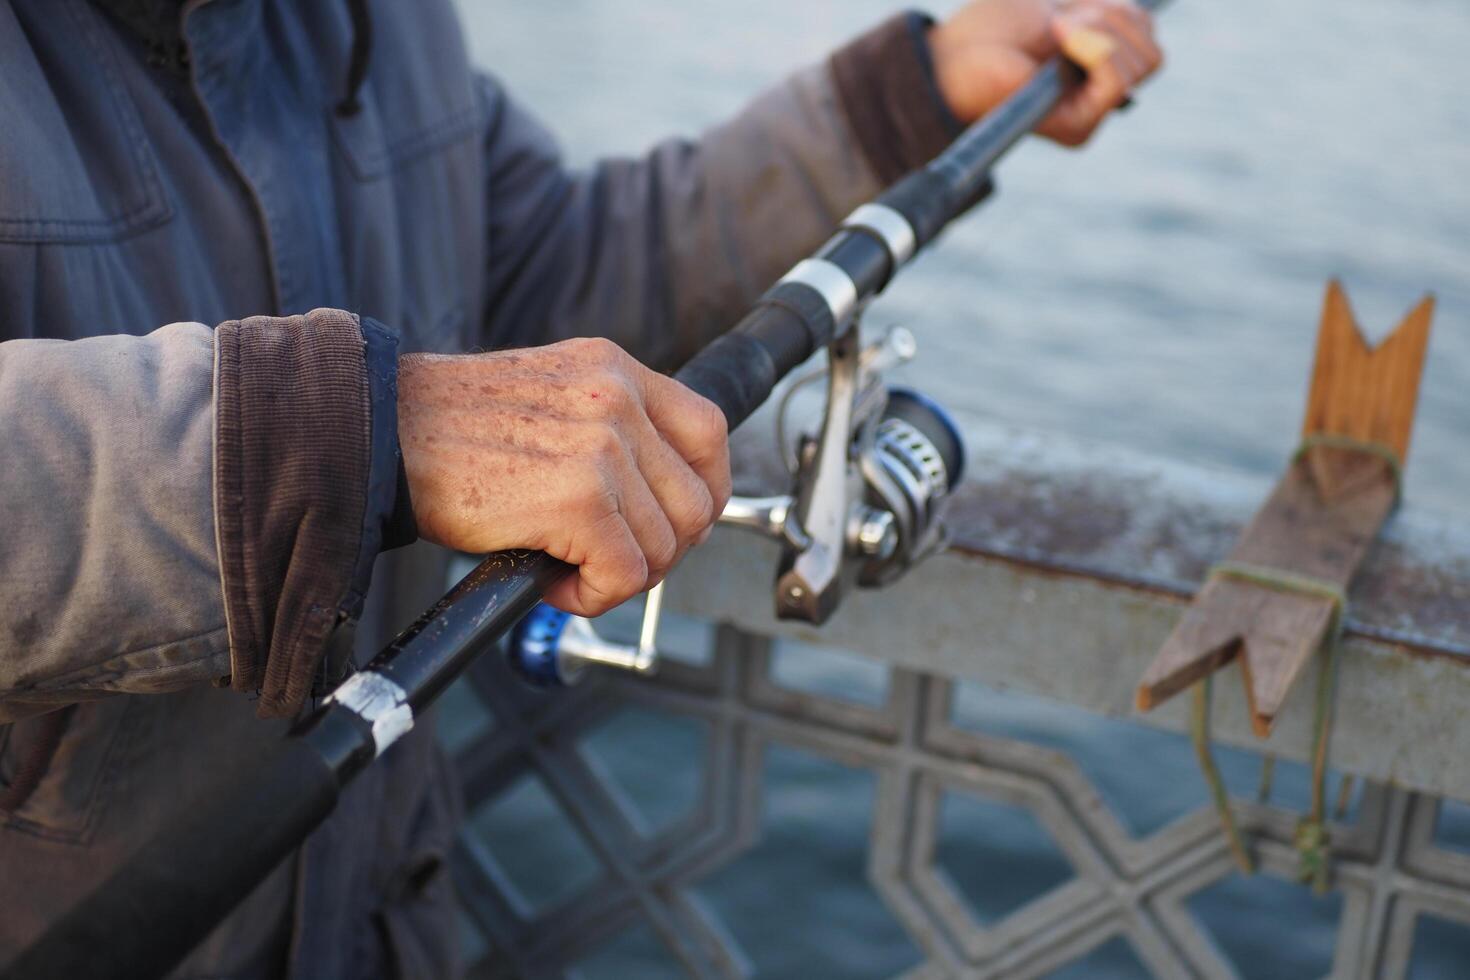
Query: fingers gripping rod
7,15,1167,975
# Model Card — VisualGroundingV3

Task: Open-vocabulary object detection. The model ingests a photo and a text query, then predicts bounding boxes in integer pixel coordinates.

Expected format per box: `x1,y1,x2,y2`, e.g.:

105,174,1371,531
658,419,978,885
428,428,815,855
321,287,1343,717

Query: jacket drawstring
336,0,373,116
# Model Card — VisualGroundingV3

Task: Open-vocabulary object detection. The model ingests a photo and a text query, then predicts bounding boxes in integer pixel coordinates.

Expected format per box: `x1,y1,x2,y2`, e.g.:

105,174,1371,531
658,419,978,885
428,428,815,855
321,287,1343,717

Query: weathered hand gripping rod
8,8,1164,976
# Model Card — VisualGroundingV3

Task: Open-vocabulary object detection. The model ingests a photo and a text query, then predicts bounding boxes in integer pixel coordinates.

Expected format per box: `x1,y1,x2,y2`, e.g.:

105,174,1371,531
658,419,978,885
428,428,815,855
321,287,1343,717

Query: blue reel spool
507,604,573,688
884,386,966,491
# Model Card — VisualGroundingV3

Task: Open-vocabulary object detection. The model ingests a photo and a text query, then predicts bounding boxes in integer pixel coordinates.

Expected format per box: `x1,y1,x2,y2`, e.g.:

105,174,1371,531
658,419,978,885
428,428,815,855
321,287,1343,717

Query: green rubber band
1298,639,1340,895
1209,560,1348,636
1190,676,1255,876
1284,432,1392,888
1293,433,1404,504
1194,561,1350,887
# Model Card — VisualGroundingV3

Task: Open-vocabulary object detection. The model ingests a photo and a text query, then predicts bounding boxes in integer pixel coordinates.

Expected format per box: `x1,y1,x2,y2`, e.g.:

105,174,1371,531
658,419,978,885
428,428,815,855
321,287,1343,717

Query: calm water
447,0,1470,975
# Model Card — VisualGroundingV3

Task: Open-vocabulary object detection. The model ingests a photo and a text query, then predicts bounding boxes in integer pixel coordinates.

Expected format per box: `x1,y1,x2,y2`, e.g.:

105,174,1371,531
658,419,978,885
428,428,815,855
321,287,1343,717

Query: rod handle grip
673,282,836,427
673,330,779,430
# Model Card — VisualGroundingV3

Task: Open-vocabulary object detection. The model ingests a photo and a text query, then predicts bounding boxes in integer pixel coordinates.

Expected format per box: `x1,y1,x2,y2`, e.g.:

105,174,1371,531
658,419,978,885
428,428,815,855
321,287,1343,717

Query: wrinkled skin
398,338,730,617
398,0,1162,617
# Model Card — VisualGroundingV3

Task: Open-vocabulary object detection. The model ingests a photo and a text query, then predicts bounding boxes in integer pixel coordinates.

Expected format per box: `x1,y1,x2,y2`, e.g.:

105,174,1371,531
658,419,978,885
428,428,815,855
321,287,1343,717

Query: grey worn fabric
475,63,880,371
0,324,227,719
0,0,945,975
0,311,392,725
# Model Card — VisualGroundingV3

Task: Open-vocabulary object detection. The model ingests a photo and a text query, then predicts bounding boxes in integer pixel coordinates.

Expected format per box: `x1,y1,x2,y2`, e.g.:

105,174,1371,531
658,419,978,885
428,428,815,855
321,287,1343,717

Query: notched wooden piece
1136,281,1434,736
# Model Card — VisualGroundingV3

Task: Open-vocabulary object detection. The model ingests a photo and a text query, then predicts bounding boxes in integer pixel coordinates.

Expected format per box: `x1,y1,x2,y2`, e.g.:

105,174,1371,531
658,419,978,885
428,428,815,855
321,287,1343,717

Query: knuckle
572,368,637,420
581,526,647,614
711,476,732,517
613,549,650,597
576,336,625,366
571,478,619,521
593,422,626,461
677,485,717,537
600,372,639,413
574,419,626,462
693,396,728,443
665,494,705,541
646,527,678,574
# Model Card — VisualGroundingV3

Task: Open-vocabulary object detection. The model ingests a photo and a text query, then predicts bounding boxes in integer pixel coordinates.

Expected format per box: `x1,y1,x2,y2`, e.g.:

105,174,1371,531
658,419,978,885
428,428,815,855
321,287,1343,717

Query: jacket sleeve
0,311,403,723
478,13,960,369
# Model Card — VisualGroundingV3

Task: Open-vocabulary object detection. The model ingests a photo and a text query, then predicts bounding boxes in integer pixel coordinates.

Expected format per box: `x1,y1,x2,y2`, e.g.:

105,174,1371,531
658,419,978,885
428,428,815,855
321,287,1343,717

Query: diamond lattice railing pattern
445,617,1470,979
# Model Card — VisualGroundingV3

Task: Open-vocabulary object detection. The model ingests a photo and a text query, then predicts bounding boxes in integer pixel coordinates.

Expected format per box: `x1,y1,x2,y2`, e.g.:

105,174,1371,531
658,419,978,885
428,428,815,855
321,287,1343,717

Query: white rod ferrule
779,258,859,329
843,203,917,267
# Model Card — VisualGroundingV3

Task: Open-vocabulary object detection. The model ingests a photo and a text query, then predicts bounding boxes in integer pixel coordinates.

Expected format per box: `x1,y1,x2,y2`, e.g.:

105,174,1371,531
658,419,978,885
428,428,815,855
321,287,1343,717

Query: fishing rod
7,12,1163,977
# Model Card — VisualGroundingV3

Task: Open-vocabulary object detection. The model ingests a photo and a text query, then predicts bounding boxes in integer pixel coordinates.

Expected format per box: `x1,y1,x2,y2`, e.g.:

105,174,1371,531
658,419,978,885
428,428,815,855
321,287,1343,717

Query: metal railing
444,419,1470,979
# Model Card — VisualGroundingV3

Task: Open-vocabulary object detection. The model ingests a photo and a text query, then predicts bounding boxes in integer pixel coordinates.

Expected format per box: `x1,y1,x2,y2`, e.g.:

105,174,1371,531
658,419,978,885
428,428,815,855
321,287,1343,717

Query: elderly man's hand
397,338,731,617
929,0,1163,146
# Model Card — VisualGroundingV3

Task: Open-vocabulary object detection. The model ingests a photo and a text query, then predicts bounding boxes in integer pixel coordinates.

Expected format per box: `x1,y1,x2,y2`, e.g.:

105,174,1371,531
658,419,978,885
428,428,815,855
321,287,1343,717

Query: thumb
1053,16,1117,73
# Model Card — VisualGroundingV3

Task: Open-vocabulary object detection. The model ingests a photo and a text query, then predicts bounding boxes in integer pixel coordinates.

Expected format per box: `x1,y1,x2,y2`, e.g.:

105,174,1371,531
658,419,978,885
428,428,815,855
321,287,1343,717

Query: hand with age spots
397,338,731,617
929,0,1163,146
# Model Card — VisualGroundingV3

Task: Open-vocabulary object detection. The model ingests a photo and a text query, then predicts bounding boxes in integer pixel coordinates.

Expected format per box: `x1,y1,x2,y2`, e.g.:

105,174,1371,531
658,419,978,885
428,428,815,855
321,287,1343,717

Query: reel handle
508,582,666,688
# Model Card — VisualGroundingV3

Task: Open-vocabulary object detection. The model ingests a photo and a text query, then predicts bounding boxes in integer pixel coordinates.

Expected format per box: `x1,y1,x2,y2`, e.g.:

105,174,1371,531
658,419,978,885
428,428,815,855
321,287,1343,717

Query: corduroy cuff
829,11,963,187
214,308,382,718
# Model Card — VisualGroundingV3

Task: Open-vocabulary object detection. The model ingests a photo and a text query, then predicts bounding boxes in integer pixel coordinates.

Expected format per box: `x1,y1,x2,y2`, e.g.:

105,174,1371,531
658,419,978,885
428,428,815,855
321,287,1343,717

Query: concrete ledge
665,420,1470,801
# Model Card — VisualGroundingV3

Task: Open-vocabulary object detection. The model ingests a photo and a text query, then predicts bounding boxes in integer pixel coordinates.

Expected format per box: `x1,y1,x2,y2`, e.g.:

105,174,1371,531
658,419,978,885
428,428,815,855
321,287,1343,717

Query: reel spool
856,386,965,587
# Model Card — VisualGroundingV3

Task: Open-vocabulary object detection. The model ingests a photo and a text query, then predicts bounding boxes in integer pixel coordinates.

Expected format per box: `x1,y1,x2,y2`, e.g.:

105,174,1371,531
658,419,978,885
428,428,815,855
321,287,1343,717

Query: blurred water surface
448,1,1469,975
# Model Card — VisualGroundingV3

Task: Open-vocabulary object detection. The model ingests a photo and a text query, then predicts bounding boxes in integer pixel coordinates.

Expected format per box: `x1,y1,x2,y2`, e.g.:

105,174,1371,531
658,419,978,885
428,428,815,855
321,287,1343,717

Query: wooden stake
1135,281,1434,736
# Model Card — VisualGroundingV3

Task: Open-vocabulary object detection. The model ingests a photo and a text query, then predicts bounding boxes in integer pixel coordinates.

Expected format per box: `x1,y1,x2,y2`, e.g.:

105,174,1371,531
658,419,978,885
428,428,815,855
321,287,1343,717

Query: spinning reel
509,313,965,687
